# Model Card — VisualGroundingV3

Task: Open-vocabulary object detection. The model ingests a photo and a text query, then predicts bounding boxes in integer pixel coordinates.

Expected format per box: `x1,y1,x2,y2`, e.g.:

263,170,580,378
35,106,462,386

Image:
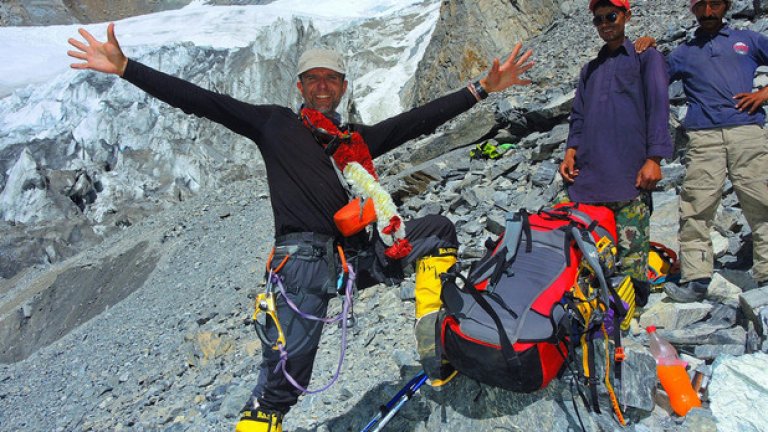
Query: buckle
614,347,626,363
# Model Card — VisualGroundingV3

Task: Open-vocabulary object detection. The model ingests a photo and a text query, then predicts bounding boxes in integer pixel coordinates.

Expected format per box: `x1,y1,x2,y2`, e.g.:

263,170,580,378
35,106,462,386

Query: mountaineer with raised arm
68,23,534,432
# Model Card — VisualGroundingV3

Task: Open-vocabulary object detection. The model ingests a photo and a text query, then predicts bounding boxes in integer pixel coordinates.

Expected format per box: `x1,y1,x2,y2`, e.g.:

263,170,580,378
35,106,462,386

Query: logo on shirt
733,42,749,55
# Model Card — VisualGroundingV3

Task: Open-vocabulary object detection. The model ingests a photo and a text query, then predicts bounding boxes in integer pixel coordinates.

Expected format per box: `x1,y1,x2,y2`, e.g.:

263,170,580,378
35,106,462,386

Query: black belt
274,232,336,258
275,232,335,245
273,232,343,295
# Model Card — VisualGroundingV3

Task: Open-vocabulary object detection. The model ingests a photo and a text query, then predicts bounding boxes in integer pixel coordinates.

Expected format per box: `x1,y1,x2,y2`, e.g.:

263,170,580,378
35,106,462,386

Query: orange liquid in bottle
657,364,702,416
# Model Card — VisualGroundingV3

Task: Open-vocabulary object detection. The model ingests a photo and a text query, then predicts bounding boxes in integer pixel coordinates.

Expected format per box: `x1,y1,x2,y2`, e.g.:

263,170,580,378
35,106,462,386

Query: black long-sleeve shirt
122,59,477,237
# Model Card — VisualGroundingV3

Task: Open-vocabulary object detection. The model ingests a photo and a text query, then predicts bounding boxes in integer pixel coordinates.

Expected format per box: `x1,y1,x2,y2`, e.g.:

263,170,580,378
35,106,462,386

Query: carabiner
253,290,287,350
253,269,287,350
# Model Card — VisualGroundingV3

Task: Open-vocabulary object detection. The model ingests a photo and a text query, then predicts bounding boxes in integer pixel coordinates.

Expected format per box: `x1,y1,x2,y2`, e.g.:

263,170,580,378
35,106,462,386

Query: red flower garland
300,108,377,180
300,108,412,259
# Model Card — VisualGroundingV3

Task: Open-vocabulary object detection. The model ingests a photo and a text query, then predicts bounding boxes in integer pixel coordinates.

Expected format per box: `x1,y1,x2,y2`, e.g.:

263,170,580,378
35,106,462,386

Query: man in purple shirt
559,0,673,308
664,0,768,301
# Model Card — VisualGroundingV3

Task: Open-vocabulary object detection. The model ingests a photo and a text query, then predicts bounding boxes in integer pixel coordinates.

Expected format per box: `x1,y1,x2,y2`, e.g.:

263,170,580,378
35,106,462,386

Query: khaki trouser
679,124,768,282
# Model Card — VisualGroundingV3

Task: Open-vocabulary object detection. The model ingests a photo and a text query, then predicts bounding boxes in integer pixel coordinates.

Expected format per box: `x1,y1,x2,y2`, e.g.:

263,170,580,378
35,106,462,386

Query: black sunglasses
592,11,621,26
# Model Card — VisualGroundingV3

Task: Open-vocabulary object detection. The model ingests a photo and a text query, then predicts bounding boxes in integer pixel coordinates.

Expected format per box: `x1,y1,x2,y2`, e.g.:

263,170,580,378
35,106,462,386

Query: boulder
709,353,768,432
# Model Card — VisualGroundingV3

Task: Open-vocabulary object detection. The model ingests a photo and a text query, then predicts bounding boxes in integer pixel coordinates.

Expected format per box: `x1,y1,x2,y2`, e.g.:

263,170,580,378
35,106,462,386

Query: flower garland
300,108,413,259
342,162,412,258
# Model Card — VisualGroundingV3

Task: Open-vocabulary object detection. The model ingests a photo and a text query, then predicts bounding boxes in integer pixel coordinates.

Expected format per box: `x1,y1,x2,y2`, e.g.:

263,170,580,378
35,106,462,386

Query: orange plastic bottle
646,326,702,416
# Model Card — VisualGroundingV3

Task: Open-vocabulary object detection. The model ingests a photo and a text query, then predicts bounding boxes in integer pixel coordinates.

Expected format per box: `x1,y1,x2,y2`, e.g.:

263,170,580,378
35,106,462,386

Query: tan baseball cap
297,48,346,76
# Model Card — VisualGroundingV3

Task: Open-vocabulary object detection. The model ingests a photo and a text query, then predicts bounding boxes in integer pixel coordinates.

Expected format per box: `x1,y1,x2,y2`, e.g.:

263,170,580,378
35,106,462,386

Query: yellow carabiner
253,268,288,351
253,291,287,350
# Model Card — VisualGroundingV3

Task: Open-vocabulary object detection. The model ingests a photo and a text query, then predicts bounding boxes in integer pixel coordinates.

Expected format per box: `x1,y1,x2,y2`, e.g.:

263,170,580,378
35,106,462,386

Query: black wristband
472,81,489,99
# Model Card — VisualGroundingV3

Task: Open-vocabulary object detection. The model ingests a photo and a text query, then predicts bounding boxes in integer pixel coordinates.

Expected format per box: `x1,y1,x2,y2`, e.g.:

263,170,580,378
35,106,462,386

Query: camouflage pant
555,190,651,283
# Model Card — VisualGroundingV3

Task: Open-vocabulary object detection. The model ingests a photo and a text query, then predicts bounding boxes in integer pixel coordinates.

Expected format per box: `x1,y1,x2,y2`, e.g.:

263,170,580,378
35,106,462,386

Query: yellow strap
580,334,591,378
601,325,626,426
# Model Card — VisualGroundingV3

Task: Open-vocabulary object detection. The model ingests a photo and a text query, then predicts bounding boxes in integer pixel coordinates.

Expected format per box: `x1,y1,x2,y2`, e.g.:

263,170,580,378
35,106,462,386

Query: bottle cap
646,325,657,333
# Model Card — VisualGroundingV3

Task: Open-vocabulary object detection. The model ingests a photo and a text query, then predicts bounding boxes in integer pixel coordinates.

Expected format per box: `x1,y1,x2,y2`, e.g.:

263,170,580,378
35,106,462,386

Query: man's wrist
118,57,130,77
467,80,489,102
646,156,662,164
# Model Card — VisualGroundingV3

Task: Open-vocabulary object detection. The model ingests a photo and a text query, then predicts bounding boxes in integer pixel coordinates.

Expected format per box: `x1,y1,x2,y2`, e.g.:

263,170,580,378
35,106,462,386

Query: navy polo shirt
668,25,768,130
567,38,673,203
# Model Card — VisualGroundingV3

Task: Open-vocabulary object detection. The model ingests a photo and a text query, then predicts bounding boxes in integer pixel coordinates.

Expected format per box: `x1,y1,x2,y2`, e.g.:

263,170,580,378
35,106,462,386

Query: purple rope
271,265,356,394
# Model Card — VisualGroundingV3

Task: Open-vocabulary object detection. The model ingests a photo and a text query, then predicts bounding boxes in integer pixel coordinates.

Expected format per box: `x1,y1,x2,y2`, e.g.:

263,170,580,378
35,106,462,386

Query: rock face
2,1,768,431
409,0,559,106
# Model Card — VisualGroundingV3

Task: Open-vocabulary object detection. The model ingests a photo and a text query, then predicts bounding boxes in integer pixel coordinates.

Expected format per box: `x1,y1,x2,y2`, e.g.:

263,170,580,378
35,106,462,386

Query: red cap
589,0,631,11
646,325,657,333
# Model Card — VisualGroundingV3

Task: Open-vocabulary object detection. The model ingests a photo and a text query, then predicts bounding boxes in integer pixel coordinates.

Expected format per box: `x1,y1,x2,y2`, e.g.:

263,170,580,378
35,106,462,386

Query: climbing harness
360,370,428,432
252,248,291,351
252,243,357,394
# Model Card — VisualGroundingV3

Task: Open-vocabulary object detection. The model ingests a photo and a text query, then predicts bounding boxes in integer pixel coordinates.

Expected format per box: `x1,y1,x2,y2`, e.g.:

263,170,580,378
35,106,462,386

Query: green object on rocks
469,141,516,160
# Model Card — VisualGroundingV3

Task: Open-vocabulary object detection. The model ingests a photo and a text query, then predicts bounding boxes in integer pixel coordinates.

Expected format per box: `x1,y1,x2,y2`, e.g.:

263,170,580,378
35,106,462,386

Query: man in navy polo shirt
559,0,673,310
664,0,768,301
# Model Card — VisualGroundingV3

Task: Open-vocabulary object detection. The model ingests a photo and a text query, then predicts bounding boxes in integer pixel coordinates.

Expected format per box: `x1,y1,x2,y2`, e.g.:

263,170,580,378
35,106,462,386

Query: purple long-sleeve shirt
566,38,673,203
668,25,768,130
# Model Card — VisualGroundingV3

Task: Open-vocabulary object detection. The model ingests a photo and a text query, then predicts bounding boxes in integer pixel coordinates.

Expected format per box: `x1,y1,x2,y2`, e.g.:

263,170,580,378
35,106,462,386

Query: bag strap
584,334,601,414
468,210,530,290
454,272,522,367
502,211,525,262
570,226,615,309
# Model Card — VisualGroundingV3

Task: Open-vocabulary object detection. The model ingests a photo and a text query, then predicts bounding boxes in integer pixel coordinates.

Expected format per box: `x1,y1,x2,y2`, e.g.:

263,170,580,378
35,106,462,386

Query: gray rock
531,124,569,161
5,1,764,431
668,80,686,103
731,0,757,18
638,301,712,330
707,304,738,328
657,161,685,190
620,339,658,411
707,273,743,306
739,286,768,335
693,344,745,360
399,281,415,301
530,160,558,187
658,325,747,346
524,90,575,131
711,230,729,258
519,189,549,211
681,407,718,432
714,206,743,233
409,108,498,165
708,353,768,432
494,99,528,135
650,190,680,253
486,153,525,181
746,321,762,353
